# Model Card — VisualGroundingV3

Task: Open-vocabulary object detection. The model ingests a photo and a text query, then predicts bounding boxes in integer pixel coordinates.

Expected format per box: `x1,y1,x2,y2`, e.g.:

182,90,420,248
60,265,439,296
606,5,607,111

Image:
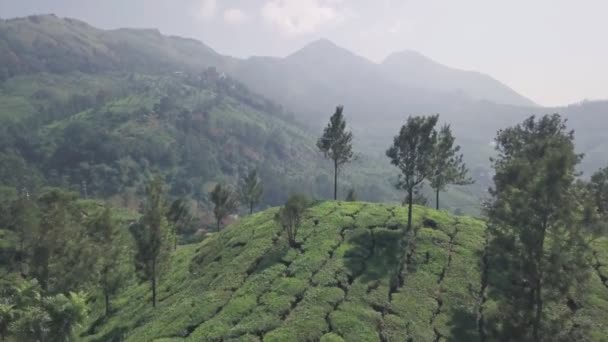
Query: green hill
81,202,608,341
0,68,409,211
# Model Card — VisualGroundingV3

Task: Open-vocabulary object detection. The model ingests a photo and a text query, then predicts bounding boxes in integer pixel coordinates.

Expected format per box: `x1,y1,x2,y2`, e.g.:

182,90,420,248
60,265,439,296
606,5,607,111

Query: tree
8,194,39,274
89,206,131,316
429,124,473,210
30,189,95,294
130,176,173,308
486,114,591,341
345,188,357,202
210,184,238,232
386,114,438,230
274,194,310,248
317,106,354,200
239,169,263,214
4,277,87,342
0,303,14,341
166,198,194,249
589,166,608,216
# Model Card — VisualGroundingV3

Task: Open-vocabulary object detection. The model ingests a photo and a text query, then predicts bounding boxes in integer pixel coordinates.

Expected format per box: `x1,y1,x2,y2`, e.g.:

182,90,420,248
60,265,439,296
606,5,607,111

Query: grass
80,201,608,341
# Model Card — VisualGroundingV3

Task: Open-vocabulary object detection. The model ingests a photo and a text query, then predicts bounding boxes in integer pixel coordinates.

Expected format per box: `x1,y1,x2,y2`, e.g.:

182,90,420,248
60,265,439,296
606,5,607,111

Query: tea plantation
82,201,608,341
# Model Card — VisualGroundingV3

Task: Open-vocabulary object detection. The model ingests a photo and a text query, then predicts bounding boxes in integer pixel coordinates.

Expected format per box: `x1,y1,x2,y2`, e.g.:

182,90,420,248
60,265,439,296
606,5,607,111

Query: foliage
485,114,592,341
239,169,264,215
78,202,608,341
88,205,132,316
274,194,310,248
1,277,87,342
386,114,438,230
166,198,196,246
317,106,354,200
129,176,174,307
345,189,357,202
589,167,608,216
210,184,239,232
429,124,473,210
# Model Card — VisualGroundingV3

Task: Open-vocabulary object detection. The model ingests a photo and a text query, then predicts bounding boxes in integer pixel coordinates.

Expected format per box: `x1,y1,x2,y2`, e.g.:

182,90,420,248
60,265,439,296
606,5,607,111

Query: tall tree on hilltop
239,169,263,215
386,114,438,231
317,106,354,200
130,176,174,308
429,124,473,210
486,114,591,341
210,183,238,232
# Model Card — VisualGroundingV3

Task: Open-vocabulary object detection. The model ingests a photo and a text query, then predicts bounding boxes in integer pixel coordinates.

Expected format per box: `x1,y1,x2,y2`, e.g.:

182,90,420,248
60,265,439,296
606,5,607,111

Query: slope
0,14,227,78
381,50,537,107
81,201,608,341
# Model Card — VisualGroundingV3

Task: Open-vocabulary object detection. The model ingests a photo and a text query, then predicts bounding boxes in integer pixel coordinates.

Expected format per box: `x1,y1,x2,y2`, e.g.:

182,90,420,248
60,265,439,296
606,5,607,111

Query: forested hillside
0,69,408,209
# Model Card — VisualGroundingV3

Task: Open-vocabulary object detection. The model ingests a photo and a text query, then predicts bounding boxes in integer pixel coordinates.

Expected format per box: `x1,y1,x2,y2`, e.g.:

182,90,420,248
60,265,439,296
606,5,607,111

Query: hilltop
81,202,608,341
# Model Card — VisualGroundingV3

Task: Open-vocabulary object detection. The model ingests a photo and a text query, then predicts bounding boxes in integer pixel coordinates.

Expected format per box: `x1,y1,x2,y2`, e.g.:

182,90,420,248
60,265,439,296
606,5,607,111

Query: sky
1,0,607,106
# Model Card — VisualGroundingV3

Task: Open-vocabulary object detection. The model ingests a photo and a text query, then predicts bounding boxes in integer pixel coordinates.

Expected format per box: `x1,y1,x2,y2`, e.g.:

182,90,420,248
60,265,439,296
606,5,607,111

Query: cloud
196,0,217,20
223,8,249,25
261,0,348,35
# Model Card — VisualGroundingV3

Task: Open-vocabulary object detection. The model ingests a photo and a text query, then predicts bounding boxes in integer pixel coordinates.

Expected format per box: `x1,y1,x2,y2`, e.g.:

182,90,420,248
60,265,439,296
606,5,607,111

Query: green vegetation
2,14,608,342
386,114,439,230
429,124,473,210
239,169,264,215
71,201,608,341
130,176,174,308
210,184,239,232
318,106,354,200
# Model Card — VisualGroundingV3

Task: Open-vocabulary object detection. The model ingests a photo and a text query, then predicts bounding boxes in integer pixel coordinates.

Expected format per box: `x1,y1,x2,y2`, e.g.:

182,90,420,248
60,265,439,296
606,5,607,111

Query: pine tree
130,176,173,308
317,106,354,200
486,114,591,341
386,114,438,230
239,169,263,214
429,124,473,210
210,183,238,232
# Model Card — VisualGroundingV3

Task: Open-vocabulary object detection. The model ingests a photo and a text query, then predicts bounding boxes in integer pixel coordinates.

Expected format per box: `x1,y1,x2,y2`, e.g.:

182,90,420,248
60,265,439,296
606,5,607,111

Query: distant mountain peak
286,38,373,68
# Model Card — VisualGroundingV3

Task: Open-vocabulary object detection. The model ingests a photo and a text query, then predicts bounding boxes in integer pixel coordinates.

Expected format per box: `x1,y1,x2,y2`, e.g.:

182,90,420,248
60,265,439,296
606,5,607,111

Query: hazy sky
2,0,607,106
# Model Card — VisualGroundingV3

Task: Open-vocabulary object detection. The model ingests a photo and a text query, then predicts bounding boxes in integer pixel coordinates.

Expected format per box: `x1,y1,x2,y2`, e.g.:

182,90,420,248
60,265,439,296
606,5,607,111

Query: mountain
2,14,608,213
381,50,537,107
0,15,413,213
81,202,608,341
0,14,227,78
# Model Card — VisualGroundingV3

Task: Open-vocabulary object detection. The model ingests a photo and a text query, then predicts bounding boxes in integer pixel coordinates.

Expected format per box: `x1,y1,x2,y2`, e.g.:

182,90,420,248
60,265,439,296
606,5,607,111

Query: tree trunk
436,188,440,210
333,159,338,200
151,259,157,308
105,291,110,316
250,202,253,215
407,188,413,231
216,218,221,232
